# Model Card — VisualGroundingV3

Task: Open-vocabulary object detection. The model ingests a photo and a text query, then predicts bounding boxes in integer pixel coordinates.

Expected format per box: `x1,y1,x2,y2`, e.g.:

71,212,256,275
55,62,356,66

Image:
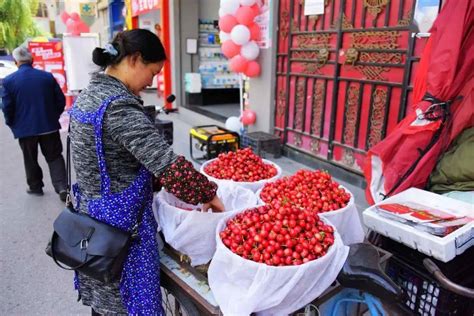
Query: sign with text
304,0,325,15
131,0,161,17
28,41,67,93
255,0,273,49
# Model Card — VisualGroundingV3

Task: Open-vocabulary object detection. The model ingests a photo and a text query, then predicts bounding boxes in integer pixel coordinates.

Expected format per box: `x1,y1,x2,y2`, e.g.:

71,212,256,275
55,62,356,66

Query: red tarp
365,0,474,205
412,37,432,104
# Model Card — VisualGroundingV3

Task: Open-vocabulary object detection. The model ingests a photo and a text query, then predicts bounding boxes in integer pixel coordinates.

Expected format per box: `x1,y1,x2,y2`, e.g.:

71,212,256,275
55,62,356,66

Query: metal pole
239,73,244,130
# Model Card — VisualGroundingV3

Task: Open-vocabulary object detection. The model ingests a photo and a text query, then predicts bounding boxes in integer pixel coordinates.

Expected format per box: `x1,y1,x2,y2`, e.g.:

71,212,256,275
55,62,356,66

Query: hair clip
104,43,118,56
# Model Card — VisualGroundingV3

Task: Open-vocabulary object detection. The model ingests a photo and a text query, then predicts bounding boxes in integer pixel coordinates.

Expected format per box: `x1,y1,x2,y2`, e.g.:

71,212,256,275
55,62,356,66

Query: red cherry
219,204,335,266
204,148,277,182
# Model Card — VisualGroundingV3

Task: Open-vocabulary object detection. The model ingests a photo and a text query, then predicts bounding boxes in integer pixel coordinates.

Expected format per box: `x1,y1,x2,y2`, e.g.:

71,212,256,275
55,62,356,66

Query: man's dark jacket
1,64,65,138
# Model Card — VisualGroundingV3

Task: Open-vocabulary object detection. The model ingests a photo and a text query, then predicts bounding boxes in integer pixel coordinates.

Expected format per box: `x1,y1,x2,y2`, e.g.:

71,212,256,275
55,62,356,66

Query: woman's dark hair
92,29,166,68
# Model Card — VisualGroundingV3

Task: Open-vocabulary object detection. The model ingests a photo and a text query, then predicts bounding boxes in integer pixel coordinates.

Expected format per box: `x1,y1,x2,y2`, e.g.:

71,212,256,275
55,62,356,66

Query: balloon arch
219,0,262,78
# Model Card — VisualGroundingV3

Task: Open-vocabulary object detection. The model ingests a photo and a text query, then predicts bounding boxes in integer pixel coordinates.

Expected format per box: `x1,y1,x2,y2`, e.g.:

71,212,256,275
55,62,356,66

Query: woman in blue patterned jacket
69,29,224,315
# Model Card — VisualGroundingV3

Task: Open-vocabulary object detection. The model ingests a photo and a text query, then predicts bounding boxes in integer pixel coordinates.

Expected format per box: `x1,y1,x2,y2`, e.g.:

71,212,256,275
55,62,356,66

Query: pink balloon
60,11,71,24
65,18,76,33
250,4,261,17
66,18,74,27
70,12,81,21
244,61,261,77
230,55,249,73
249,23,261,41
78,22,90,33
221,40,241,58
218,15,238,33
235,6,257,26
241,109,257,125
71,23,81,36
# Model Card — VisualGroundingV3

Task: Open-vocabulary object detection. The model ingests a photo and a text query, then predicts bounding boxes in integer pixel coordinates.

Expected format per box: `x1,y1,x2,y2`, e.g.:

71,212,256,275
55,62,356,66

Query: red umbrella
365,0,474,205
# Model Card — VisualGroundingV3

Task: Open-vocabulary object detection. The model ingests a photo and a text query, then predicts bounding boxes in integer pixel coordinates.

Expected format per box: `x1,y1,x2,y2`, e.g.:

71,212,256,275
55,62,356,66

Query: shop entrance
274,0,427,174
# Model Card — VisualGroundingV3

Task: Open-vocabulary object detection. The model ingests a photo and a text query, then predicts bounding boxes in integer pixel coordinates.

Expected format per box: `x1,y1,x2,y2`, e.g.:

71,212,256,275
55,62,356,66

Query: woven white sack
256,185,365,246
208,214,349,316
200,158,283,193
153,183,258,266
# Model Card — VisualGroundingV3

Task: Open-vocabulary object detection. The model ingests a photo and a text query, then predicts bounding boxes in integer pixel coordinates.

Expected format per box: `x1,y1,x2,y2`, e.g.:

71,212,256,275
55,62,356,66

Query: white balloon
230,25,251,45
240,0,256,6
220,0,240,15
225,116,242,133
218,8,225,17
219,31,231,42
241,41,260,60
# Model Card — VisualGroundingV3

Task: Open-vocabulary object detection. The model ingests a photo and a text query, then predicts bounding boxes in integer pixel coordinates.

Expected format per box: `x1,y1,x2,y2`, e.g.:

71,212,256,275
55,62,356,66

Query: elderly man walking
1,46,67,201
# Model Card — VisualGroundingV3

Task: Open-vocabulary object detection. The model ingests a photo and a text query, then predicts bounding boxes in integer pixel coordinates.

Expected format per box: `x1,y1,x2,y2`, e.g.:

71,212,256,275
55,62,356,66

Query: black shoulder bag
45,126,141,283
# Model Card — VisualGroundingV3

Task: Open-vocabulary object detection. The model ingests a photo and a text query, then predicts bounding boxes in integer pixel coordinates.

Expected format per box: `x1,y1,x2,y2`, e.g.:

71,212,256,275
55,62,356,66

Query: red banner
28,41,67,93
131,0,160,17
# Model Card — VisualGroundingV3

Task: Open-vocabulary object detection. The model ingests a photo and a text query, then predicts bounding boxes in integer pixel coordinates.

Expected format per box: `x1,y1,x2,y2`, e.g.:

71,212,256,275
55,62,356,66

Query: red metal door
274,0,427,173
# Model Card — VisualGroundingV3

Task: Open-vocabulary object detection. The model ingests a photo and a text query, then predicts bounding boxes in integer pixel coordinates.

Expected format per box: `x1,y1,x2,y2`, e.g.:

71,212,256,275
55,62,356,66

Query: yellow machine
189,125,240,161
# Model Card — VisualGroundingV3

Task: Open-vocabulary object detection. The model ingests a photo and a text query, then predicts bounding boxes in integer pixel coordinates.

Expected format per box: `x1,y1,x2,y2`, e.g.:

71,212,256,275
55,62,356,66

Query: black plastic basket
370,236,474,316
241,131,281,158
385,255,474,316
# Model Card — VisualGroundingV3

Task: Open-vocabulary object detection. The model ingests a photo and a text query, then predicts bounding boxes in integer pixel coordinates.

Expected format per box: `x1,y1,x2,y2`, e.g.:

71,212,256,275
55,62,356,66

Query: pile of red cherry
219,205,335,266
204,148,277,182
259,169,351,214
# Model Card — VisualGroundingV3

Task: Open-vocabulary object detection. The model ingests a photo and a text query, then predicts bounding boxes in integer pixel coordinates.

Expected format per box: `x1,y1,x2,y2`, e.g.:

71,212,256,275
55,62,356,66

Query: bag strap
93,95,128,196
68,99,145,237
66,124,73,208
92,95,147,236
49,232,89,271
68,95,128,197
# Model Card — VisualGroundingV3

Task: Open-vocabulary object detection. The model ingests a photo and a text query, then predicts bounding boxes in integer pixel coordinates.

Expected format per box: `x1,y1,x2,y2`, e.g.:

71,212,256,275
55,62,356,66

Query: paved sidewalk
0,122,90,315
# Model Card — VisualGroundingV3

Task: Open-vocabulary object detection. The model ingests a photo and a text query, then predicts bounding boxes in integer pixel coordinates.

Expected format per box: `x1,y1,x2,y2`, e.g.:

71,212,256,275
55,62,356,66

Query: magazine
375,202,472,236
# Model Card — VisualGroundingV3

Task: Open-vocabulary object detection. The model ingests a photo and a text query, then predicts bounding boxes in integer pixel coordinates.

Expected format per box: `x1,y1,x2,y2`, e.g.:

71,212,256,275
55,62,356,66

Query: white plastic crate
363,188,473,262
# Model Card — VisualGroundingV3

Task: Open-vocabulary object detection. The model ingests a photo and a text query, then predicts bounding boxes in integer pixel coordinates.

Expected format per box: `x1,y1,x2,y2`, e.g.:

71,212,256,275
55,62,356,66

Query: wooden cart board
160,248,221,315
159,240,406,315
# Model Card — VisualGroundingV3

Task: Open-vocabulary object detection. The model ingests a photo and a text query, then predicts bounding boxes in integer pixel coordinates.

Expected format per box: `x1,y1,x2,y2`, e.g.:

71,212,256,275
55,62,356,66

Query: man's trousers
18,131,67,193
